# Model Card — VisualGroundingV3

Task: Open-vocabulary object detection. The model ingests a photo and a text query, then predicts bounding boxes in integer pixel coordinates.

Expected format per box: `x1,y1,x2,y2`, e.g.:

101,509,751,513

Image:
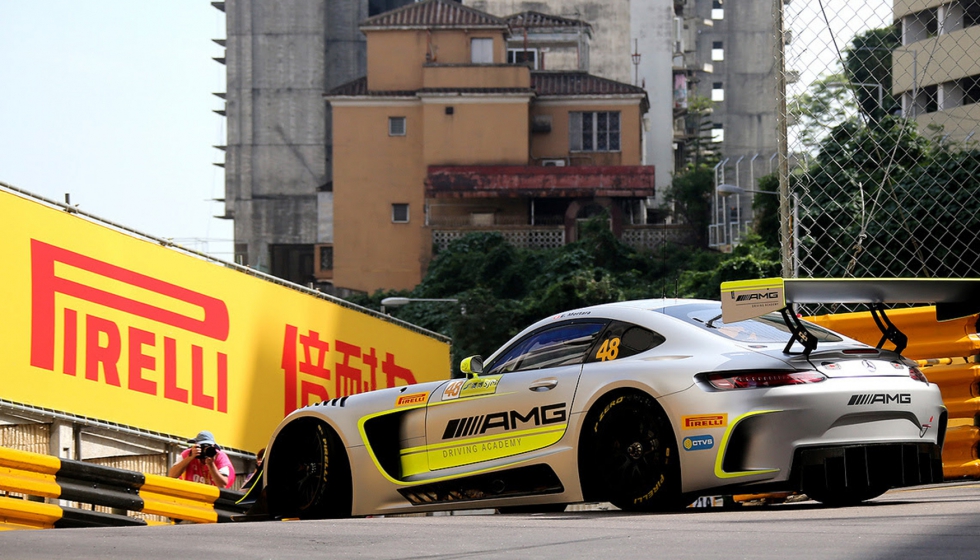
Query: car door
418,321,608,474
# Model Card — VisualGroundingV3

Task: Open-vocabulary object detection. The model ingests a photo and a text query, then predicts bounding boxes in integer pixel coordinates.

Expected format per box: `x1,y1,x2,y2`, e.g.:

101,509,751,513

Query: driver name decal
441,375,502,400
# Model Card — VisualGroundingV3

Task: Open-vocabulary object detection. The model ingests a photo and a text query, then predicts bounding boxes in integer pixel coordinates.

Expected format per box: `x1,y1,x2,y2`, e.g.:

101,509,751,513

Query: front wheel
579,392,681,511
266,418,352,518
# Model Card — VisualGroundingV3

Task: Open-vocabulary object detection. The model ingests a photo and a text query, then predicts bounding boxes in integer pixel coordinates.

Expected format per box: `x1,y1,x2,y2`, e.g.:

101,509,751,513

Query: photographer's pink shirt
178,448,236,488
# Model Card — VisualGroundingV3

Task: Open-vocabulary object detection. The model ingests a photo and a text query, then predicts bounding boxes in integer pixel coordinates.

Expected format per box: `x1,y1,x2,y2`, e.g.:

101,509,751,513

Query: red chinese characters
281,325,417,416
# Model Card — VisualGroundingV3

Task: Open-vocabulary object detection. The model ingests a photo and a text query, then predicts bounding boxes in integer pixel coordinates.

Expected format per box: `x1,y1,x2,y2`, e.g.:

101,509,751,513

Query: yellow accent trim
401,423,565,456
713,410,782,479
721,277,785,292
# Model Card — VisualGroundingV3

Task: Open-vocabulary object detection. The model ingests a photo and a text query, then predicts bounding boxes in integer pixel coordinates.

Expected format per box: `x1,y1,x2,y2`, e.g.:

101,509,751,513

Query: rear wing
719,278,980,356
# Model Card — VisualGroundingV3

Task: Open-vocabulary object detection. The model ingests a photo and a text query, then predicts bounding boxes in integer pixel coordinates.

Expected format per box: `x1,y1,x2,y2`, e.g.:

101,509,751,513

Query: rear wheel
266,418,351,518
579,392,681,511
806,485,888,507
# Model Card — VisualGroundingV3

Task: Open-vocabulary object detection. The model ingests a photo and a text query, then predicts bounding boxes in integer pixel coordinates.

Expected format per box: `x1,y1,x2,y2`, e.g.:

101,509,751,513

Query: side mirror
459,355,483,378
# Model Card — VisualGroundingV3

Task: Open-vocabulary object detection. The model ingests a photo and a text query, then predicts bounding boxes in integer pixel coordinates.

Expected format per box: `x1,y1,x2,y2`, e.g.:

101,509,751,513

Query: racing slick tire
497,504,568,514
579,392,681,511
266,418,352,519
805,485,888,507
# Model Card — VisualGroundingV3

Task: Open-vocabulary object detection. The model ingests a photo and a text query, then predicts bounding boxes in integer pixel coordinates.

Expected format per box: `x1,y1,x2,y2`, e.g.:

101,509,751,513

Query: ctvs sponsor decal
682,414,728,429
683,435,714,451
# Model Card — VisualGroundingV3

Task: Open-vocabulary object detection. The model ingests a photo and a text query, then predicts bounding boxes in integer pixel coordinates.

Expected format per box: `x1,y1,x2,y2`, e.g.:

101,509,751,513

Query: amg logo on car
847,393,911,405
442,403,566,440
735,291,779,302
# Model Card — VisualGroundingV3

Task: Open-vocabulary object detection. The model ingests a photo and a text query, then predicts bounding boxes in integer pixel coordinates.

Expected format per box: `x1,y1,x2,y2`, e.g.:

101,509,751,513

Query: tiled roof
361,0,507,30
326,77,416,97
327,77,533,97
328,73,648,110
532,71,646,96
505,11,592,32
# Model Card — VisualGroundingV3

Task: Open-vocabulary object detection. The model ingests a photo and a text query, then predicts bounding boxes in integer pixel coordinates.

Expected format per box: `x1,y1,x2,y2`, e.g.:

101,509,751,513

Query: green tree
789,72,856,153
843,26,901,121
663,165,714,248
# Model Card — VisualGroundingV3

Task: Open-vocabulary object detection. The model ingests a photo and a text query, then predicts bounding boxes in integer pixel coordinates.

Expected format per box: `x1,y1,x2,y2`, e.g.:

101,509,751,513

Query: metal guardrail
0,447,246,530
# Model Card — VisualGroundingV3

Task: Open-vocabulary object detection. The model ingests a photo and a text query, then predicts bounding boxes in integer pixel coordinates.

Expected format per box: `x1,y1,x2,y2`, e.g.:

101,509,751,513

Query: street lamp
716,184,799,278
381,297,462,314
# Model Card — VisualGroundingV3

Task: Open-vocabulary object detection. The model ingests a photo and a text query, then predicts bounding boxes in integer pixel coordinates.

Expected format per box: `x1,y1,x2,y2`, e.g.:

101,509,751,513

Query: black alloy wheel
580,392,681,511
266,418,351,518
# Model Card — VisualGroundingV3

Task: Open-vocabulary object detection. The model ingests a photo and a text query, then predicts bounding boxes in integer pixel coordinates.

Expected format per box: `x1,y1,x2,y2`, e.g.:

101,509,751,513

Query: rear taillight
706,371,827,390
909,366,929,384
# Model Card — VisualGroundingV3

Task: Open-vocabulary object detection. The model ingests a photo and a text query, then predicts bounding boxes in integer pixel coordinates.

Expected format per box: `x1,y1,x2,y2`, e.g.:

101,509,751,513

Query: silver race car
246,279,980,518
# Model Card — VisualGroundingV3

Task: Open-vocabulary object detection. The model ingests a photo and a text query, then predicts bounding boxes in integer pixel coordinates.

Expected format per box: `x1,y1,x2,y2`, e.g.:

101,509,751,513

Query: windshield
660,304,843,344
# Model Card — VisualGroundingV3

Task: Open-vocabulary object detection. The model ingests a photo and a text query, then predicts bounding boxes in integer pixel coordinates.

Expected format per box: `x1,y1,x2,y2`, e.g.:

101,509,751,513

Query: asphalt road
4,483,980,559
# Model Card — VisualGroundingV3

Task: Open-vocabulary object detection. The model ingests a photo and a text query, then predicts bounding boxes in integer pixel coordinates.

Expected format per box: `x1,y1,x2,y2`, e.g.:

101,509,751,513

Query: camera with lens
197,443,218,462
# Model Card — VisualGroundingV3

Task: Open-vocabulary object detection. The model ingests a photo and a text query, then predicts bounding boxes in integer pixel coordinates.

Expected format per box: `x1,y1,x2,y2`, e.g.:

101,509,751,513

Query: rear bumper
792,442,944,495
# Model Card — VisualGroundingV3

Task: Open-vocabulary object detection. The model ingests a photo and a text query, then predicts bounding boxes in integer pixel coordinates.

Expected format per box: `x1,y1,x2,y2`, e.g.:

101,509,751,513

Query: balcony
425,165,656,199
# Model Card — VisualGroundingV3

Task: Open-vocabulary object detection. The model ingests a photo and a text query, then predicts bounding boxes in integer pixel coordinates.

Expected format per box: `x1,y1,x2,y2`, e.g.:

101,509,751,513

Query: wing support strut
780,307,818,358
868,303,908,354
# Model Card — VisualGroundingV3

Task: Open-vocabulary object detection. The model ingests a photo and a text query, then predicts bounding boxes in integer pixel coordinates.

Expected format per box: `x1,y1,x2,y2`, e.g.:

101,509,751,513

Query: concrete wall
694,0,778,159
469,0,632,83
531,101,644,166
332,102,428,292
223,0,416,276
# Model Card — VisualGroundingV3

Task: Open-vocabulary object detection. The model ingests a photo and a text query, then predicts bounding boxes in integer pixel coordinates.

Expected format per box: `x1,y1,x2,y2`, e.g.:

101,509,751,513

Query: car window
486,322,606,375
661,304,842,343
586,321,665,363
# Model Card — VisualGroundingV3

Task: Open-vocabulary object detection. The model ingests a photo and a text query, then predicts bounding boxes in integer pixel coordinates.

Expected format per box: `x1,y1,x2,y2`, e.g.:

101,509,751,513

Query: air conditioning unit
541,159,566,167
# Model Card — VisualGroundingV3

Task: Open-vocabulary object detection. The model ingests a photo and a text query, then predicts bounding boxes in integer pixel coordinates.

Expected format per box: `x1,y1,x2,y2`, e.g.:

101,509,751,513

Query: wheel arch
575,386,682,505
264,413,353,519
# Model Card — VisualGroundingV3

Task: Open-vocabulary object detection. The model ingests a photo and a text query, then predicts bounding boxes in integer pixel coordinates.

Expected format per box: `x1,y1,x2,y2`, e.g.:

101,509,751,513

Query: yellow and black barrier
809,306,980,480
0,447,246,530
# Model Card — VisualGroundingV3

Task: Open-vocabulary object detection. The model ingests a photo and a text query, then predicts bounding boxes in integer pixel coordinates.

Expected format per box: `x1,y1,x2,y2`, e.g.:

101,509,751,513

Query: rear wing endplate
720,278,980,356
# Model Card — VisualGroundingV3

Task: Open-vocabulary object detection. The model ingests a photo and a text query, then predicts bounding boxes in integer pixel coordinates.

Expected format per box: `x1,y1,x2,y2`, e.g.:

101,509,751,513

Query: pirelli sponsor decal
682,414,728,430
395,391,428,407
847,393,911,405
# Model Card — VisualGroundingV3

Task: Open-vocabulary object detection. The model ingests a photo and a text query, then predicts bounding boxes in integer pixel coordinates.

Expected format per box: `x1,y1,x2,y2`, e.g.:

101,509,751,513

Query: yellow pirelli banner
0,188,450,452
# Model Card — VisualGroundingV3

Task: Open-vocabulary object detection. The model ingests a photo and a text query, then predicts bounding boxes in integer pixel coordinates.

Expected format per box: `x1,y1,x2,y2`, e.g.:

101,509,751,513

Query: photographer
168,430,236,489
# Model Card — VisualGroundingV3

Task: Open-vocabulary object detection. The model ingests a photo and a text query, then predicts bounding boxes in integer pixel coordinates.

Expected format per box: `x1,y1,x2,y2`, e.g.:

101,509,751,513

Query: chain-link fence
715,0,980,279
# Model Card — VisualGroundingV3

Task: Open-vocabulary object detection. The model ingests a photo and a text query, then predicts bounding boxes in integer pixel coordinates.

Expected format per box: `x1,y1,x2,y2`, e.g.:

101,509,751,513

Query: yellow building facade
327,0,653,293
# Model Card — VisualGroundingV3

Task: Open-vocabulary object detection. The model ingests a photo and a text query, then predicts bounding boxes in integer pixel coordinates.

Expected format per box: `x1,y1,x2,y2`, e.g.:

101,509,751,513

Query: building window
392,203,410,223
569,111,621,152
711,41,724,61
712,0,724,20
318,245,333,271
471,38,493,63
966,0,980,28
388,116,406,136
964,75,980,105
507,48,538,69
711,82,724,102
711,123,724,143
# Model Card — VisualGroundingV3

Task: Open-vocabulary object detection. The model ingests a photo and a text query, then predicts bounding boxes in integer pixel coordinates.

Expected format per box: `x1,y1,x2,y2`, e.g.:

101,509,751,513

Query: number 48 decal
596,337,621,361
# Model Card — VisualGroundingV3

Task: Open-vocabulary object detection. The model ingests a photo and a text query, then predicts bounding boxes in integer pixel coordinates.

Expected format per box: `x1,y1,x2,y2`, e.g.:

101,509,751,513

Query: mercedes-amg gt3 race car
245,278,980,518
